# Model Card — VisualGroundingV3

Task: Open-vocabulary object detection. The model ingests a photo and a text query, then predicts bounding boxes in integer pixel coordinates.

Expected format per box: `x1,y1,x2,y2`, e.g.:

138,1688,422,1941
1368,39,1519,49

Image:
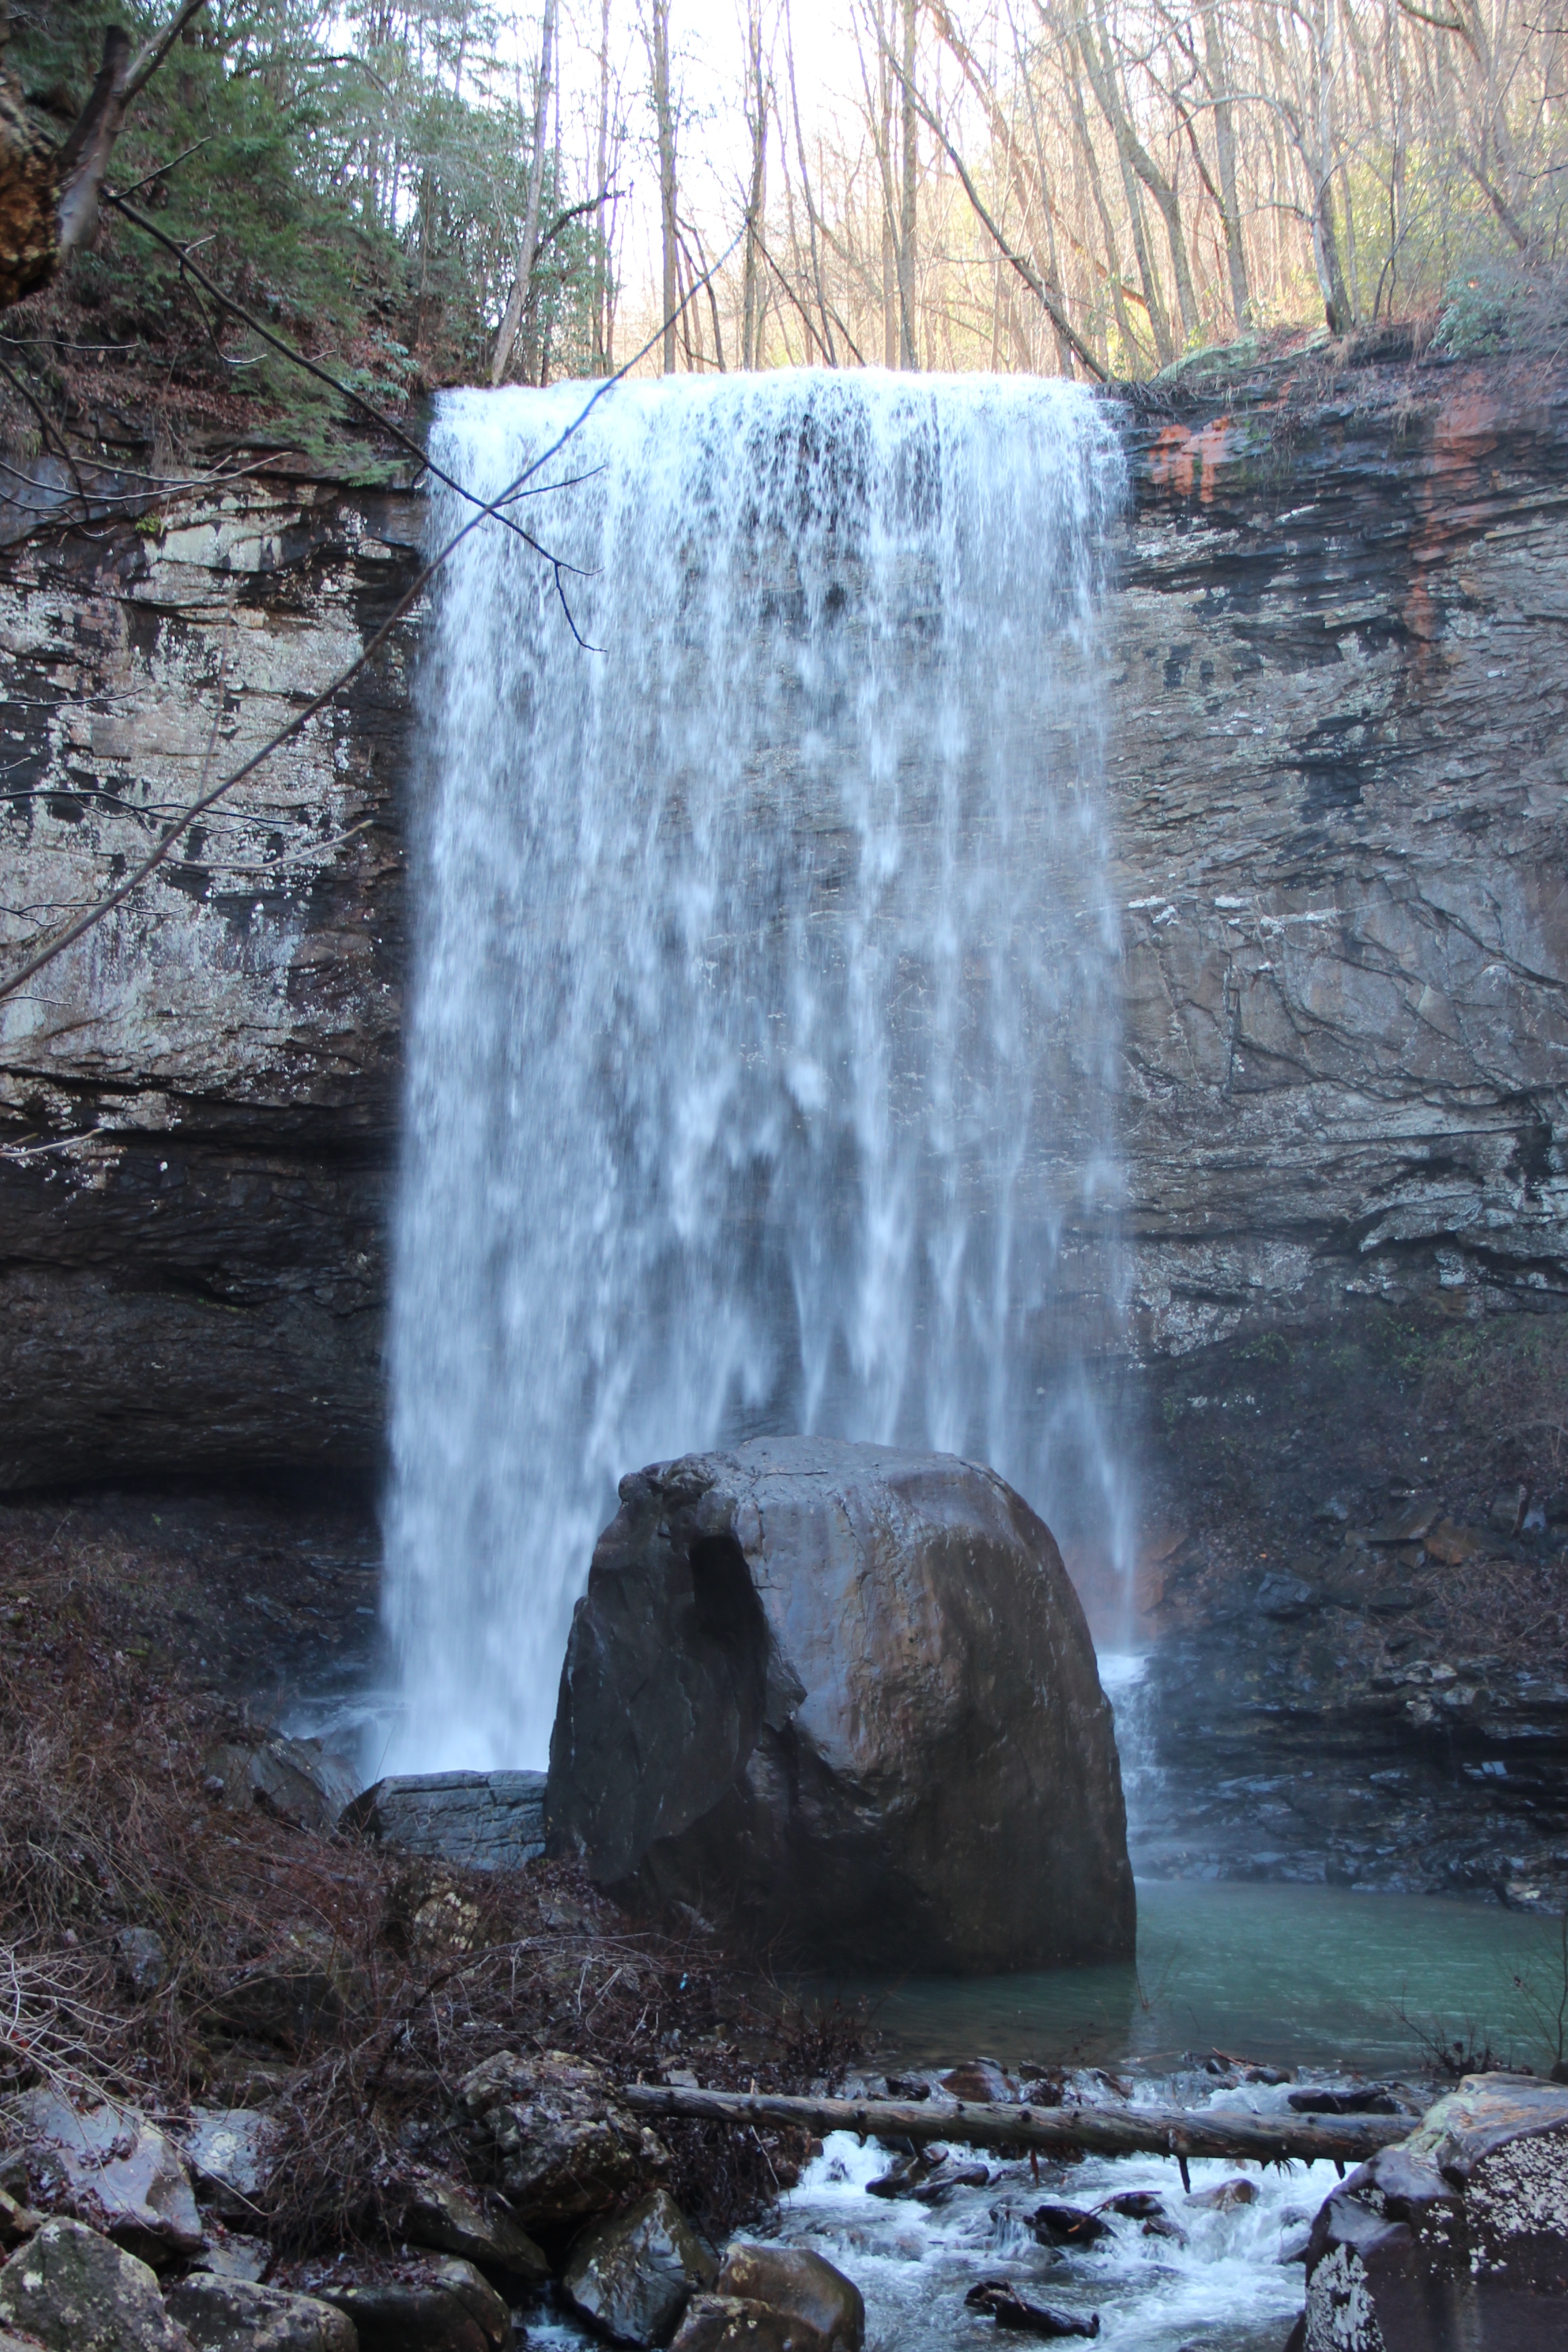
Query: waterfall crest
387,372,1130,1770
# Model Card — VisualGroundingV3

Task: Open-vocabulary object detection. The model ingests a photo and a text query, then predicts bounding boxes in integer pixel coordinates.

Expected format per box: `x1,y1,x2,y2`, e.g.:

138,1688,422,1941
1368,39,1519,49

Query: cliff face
1112,359,1568,1369
1,357,1565,1494
0,482,421,1486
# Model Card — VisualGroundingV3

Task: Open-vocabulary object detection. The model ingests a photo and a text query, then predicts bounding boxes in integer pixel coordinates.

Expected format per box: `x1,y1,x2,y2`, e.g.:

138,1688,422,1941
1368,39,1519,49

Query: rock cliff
0,478,421,1486
2,354,1565,1510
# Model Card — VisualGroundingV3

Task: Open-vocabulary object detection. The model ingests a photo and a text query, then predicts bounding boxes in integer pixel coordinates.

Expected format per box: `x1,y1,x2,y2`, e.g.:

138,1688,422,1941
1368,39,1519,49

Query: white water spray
386,372,1131,1769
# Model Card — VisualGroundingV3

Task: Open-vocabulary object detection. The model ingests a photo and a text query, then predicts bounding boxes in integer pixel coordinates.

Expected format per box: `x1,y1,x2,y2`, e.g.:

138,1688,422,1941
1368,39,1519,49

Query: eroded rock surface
0,477,419,1490
1295,2072,1568,2349
0,2215,192,2351
548,1438,1133,1972
454,2049,670,2230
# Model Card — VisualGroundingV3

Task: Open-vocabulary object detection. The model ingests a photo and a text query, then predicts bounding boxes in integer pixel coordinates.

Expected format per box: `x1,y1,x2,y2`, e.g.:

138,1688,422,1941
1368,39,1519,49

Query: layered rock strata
0,476,421,1488
2,359,1565,1492
1115,355,1568,1362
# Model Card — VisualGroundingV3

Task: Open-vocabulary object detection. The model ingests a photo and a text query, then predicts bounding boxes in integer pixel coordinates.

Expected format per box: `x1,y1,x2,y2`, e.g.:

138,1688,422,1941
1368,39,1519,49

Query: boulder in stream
1292,2071,1568,2350
548,1439,1134,1972
563,2189,717,2345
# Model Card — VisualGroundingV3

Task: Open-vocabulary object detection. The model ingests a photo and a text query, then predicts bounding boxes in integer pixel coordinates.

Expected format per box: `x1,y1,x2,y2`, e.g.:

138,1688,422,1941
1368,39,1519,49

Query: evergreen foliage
3,0,610,458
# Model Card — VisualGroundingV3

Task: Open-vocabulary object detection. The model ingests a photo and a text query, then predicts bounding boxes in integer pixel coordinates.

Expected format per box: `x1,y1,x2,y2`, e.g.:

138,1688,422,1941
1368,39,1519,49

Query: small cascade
386,372,1132,1769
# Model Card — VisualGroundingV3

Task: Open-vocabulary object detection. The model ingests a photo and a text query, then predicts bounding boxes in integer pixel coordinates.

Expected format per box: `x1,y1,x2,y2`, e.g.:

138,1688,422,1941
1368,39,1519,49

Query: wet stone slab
341,1770,546,1871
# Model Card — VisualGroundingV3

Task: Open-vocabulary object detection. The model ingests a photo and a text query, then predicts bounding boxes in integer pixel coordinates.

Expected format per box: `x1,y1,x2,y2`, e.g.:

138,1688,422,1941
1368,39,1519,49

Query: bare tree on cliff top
0,0,208,310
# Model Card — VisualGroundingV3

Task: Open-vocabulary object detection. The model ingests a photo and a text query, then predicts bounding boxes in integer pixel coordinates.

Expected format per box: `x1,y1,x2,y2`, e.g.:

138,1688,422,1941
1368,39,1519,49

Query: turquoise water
836,1879,1563,2076
764,1883,1567,2352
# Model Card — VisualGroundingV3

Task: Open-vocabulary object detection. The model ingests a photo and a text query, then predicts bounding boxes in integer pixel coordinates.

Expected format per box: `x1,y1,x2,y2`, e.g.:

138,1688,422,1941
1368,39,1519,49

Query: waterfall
385,372,1131,1771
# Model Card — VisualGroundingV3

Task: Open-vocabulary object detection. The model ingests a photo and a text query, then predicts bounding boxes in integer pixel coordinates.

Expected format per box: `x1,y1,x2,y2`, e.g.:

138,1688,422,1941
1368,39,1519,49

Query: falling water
385,372,1131,1770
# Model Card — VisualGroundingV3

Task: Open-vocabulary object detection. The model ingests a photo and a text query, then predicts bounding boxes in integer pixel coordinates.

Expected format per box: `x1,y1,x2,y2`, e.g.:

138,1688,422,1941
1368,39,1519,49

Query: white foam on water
776,2125,1320,2350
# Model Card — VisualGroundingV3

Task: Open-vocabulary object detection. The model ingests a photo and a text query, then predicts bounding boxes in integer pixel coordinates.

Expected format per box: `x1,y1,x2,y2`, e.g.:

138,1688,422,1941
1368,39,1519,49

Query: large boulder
548,1439,1134,1970
454,2051,670,2231
0,2217,193,2351
1293,2072,1568,2349
563,2190,717,2346
163,2276,357,2351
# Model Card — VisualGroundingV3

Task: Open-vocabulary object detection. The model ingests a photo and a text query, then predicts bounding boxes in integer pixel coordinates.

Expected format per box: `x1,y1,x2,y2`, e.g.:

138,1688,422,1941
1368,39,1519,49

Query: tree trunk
898,0,917,368
1203,3,1251,329
491,0,557,385
591,0,612,372
649,0,679,372
742,0,768,369
619,2081,1414,2168
1079,10,1198,352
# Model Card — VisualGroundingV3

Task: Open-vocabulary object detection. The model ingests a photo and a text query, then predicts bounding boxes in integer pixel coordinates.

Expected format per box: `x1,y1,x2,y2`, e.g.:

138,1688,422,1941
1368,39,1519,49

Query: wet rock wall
1,357,1566,1494
0,480,421,1487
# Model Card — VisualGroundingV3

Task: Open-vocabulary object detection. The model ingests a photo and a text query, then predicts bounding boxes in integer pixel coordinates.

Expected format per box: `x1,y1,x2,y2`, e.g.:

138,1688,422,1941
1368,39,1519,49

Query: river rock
0,2216,193,2351
1292,2072,1568,2349
10,2095,203,2261
964,2282,1100,2338
203,1736,359,1833
547,1439,1134,1972
713,2247,863,2352
1031,2205,1112,2248
563,2189,717,2345
317,2258,509,2352
455,2050,670,2228
163,2275,358,2351
669,2299,823,2352
340,1773,546,1872
178,2110,276,2223
389,2169,549,2283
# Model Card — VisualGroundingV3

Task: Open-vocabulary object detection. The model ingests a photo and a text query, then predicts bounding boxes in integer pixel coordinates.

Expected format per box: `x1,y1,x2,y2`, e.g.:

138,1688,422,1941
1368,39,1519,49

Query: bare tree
0,0,210,310
491,0,559,382
647,0,679,372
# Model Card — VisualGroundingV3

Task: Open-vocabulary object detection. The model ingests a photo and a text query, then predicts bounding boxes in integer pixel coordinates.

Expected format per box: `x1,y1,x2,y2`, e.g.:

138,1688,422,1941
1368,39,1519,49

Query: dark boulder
547,1438,1133,1972
163,2275,357,2351
317,2258,510,2352
669,2298,823,2352
0,2217,193,2351
203,1736,358,1834
1294,2072,1568,2349
454,2050,670,2231
710,2248,862,2352
563,2189,717,2345
964,2283,1100,2338
388,2170,548,2285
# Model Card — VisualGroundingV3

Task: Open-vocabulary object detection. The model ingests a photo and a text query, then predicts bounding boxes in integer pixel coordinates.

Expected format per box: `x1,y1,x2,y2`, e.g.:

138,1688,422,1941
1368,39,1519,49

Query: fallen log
620,2080,1411,2168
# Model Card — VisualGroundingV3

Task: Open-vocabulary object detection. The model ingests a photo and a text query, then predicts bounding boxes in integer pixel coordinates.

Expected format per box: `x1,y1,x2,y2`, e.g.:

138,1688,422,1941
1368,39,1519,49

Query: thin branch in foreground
105,195,590,616
0,228,743,1010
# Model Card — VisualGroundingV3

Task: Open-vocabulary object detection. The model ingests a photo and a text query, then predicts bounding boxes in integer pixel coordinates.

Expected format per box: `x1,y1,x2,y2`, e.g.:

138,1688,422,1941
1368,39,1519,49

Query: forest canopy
1,0,1563,461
